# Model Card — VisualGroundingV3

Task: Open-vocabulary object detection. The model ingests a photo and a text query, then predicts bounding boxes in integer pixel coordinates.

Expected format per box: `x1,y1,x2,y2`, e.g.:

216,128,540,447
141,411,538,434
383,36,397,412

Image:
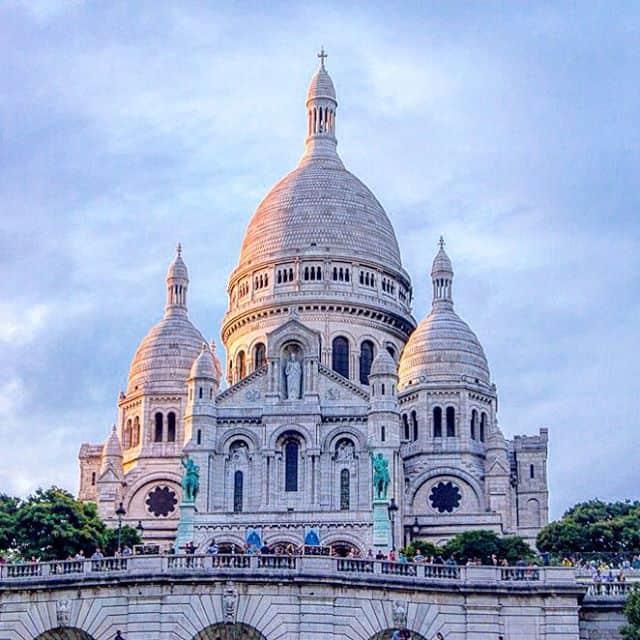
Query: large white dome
237,156,403,272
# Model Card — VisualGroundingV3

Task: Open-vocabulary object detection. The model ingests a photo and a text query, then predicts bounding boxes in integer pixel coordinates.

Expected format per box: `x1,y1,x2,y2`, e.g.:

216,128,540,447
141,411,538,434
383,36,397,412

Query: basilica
78,54,549,553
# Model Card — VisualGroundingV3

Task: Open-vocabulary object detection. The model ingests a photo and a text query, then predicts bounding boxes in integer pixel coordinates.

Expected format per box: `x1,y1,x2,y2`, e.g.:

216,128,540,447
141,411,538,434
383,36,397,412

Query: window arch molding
321,424,367,454
406,467,485,511
219,430,258,456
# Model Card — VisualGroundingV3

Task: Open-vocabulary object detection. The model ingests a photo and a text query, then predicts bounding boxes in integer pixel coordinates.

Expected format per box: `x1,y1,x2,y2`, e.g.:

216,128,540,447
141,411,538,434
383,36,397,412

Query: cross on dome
439,235,445,249
317,47,328,68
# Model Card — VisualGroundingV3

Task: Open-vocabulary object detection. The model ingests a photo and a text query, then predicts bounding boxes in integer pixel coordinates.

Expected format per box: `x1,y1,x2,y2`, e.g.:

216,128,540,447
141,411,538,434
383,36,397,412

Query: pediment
486,456,510,476
318,363,369,405
216,365,269,408
266,317,321,359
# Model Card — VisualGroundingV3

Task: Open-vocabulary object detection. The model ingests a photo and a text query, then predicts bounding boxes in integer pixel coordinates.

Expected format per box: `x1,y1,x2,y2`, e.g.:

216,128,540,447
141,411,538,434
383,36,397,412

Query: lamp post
387,497,399,550
411,516,420,542
114,631,125,640
115,501,126,554
136,520,144,552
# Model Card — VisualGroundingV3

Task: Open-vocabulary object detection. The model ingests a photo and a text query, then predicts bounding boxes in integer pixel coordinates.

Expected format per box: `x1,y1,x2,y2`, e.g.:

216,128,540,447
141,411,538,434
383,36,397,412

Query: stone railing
584,582,635,598
0,555,575,589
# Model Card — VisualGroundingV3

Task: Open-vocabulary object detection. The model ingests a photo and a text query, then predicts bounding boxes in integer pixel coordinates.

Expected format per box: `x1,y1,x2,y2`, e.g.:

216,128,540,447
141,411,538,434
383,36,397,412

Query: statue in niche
284,350,302,400
336,440,355,462
231,443,249,463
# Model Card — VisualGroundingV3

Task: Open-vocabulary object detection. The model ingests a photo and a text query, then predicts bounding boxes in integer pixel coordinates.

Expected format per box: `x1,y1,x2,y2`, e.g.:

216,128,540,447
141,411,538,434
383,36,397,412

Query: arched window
133,417,140,446
167,412,176,442
234,470,244,513
530,464,535,479
124,419,132,449
154,412,163,442
433,407,442,438
254,342,266,369
284,440,299,492
236,350,246,380
411,410,418,441
471,409,477,440
197,429,202,445
480,412,487,442
340,469,350,510
332,336,349,378
381,425,386,442
91,471,96,486
359,340,374,384
446,407,456,437
402,414,410,441
386,344,396,360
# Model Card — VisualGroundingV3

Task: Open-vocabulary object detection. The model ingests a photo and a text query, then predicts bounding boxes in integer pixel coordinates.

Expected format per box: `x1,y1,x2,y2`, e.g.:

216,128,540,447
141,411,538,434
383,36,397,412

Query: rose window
429,481,462,513
146,486,178,517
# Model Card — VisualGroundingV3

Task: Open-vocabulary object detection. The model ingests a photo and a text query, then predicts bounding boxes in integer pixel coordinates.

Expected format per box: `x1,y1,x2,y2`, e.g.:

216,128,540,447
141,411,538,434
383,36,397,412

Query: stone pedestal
174,502,196,552
372,499,391,548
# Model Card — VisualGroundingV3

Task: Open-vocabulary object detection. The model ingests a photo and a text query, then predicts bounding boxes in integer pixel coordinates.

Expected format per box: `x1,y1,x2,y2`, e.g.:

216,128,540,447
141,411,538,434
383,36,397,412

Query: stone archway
34,629,96,640
193,623,267,640
369,630,428,640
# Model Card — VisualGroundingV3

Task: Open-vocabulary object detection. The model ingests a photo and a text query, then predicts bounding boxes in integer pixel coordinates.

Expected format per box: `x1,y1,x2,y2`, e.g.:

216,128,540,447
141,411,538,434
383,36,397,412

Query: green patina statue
371,452,390,500
181,455,200,503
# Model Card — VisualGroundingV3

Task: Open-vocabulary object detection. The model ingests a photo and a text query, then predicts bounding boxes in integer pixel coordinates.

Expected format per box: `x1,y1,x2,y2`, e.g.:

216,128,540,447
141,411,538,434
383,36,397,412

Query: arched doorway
34,629,96,640
328,540,361,557
369,631,428,640
193,623,267,640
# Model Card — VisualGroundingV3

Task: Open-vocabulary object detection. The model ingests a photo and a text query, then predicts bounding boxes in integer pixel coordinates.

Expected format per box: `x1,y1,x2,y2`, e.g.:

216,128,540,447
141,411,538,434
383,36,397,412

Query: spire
302,49,342,165
431,236,454,309
165,243,189,317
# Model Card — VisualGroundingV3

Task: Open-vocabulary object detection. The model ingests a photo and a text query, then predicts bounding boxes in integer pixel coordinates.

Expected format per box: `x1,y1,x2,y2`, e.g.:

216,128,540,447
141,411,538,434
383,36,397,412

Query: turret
96,425,124,520
184,343,219,446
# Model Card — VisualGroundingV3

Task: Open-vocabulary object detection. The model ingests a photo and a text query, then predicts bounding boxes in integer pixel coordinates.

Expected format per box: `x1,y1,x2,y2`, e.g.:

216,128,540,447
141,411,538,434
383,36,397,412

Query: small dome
370,349,397,377
307,65,336,104
127,314,206,393
398,307,490,388
167,243,188,281
103,425,122,459
431,239,453,276
189,343,218,380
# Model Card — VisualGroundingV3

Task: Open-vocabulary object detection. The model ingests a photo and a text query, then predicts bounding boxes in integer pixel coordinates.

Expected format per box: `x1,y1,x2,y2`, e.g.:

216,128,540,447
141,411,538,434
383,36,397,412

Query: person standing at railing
91,548,104,561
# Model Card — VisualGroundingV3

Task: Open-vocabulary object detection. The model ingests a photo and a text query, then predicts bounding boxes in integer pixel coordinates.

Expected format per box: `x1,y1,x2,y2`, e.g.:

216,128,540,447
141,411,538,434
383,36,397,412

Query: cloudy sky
0,1,638,519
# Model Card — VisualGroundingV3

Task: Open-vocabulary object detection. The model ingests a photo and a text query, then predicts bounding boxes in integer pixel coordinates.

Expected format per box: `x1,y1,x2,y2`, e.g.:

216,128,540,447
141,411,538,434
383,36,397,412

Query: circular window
146,486,178,517
429,481,462,513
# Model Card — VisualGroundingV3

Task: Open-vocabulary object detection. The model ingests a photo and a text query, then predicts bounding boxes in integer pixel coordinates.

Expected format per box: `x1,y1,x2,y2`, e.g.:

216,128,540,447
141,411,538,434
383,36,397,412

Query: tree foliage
0,486,140,561
537,499,640,556
442,530,534,565
621,585,640,640
404,530,534,565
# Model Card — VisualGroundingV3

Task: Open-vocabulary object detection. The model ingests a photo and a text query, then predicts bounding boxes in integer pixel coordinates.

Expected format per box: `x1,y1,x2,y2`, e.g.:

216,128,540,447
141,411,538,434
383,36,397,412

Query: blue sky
0,1,638,519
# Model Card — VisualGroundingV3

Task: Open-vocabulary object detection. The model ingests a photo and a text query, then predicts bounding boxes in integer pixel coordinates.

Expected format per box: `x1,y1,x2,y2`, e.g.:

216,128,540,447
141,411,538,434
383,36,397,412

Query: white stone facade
78,56,548,551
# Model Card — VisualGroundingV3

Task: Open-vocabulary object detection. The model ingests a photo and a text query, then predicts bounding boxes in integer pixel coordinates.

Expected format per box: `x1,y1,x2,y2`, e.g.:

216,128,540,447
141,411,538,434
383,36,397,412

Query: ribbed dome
307,66,336,103
237,159,402,271
398,239,490,389
370,348,397,377
189,343,219,380
127,315,206,393
398,307,490,388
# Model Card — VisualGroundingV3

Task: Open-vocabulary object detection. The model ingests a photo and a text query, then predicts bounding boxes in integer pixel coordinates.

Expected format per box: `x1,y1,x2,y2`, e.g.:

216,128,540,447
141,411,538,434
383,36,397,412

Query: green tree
442,530,534,564
13,486,107,560
537,499,640,557
621,585,640,640
104,525,141,556
0,494,19,551
404,539,442,560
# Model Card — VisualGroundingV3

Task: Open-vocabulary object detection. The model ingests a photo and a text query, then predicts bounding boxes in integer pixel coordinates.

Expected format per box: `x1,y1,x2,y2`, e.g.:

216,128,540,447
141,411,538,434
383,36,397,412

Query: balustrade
500,567,540,581
586,582,632,597
257,555,297,570
424,564,460,580
336,558,374,573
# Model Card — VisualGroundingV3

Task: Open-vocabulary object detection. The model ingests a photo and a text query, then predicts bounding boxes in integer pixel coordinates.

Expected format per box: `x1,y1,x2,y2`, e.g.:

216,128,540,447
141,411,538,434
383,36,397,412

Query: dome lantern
303,48,341,164
166,242,189,317
431,236,454,309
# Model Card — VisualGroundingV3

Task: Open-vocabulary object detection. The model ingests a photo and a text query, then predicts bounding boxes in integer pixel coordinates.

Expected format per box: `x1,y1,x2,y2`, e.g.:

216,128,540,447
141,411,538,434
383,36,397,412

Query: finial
201,342,207,353
439,235,445,250
176,242,182,257
111,424,116,433
317,47,328,69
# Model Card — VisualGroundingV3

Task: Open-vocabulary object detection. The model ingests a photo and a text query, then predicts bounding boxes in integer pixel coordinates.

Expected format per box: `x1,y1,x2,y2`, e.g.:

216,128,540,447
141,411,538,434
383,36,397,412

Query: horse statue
371,452,390,500
181,455,200,503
